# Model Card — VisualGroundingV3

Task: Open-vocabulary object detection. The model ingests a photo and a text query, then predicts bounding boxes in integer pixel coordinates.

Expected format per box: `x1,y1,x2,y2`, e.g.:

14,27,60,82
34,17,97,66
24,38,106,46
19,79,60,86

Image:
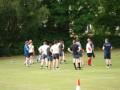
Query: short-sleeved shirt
39,45,49,55
24,45,29,56
70,44,79,55
50,44,59,54
86,43,92,53
28,44,34,53
76,42,82,54
47,47,52,56
103,43,112,53
59,44,64,51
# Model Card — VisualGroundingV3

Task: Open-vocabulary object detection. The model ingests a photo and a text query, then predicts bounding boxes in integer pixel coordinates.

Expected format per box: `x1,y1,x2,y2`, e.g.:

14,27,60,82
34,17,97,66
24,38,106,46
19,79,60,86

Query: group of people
68,38,112,70
24,40,35,67
24,40,67,70
24,38,112,70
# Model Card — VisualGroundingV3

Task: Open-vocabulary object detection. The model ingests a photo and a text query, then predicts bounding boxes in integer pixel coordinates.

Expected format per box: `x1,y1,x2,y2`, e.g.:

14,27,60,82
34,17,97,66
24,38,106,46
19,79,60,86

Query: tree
0,0,50,56
93,0,120,35
69,0,100,36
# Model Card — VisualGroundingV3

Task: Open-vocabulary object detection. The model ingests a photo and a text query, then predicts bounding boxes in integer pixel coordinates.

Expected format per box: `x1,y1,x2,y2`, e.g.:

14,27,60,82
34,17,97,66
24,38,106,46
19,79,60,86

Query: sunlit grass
0,50,120,90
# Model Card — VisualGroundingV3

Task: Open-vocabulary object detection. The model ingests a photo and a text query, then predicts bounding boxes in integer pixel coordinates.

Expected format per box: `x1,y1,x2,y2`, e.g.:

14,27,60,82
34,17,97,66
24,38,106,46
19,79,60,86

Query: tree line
0,0,120,56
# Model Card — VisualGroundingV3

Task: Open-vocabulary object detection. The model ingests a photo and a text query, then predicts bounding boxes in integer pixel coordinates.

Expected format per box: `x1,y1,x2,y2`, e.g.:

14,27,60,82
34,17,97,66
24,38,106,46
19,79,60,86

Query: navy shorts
104,53,111,59
72,54,79,59
47,56,53,61
24,53,29,58
42,54,47,59
87,53,93,57
78,52,82,57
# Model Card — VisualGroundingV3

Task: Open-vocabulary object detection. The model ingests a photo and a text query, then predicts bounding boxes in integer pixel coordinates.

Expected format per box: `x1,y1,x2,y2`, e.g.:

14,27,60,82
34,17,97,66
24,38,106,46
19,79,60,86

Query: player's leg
25,57,29,67
56,54,60,69
45,57,48,69
52,54,56,70
108,53,112,67
40,54,45,69
62,51,67,64
106,59,109,68
29,53,33,64
49,56,53,70
73,57,77,70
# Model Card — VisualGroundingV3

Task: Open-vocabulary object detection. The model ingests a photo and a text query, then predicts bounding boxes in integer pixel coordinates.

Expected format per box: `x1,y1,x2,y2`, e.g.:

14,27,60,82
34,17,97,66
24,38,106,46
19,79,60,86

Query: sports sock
73,63,77,70
78,63,81,69
90,58,92,66
88,58,90,66
64,60,67,63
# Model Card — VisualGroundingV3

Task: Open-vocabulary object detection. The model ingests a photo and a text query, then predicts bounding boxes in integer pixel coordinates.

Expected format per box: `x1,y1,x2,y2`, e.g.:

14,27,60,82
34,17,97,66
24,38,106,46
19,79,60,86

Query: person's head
72,40,76,44
43,41,47,45
87,38,91,43
76,38,80,42
29,39,33,44
49,43,52,47
25,41,29,45
61,41,64,44
105,38,109,43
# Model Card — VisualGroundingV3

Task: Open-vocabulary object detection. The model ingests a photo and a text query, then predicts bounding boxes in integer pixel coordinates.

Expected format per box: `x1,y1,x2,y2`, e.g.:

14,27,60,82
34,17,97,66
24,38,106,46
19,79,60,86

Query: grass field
0,50,120,90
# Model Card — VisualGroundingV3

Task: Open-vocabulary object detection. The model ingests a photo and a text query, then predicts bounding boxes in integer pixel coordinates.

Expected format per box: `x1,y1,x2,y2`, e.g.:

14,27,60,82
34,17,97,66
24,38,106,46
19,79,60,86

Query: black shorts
47,56,53,61
104,53,111,59
53,53,59,59
29,53,33,57
87,53,93,57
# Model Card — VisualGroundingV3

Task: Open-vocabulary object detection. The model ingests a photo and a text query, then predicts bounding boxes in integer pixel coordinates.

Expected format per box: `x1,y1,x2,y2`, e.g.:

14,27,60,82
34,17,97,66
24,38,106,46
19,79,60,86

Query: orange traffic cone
76,79,80,90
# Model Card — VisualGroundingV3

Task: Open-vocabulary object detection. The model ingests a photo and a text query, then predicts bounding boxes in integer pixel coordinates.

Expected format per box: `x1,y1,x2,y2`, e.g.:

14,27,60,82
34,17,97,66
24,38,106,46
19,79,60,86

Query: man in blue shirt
102,38,112,68
24,41,29,67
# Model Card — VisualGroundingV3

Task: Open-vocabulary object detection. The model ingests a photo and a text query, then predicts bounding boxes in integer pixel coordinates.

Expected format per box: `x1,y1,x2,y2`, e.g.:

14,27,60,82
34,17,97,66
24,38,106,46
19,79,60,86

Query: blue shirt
24,45,29,55
103,43,112,53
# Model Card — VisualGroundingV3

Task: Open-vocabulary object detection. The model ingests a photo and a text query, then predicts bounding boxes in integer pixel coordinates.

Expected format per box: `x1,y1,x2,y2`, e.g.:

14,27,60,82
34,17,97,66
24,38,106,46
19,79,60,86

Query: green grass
0,50,120,90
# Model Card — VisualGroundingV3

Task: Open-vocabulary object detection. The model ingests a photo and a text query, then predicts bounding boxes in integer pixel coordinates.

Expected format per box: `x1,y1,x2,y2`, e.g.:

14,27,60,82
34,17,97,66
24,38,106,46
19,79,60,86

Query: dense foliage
0,0,120,56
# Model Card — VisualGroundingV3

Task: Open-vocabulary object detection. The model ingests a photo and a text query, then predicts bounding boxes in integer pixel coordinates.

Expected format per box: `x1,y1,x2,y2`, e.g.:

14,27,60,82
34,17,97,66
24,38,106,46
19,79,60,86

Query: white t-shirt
50,44,59,54
39,45,49,55
86,43,92,53
28,44,34,53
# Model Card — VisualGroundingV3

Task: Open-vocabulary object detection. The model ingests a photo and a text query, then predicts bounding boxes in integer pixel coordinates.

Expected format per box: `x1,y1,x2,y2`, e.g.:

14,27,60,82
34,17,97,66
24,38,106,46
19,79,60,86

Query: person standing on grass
59,41,67,64
76,38,84,68
28,40,35,64
47,44,53,70
50,40,60,70
86,38,93,67
102,38,112,68
68,40,81,70
90,41,95,58
39,41,49,69
24,41,29,67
